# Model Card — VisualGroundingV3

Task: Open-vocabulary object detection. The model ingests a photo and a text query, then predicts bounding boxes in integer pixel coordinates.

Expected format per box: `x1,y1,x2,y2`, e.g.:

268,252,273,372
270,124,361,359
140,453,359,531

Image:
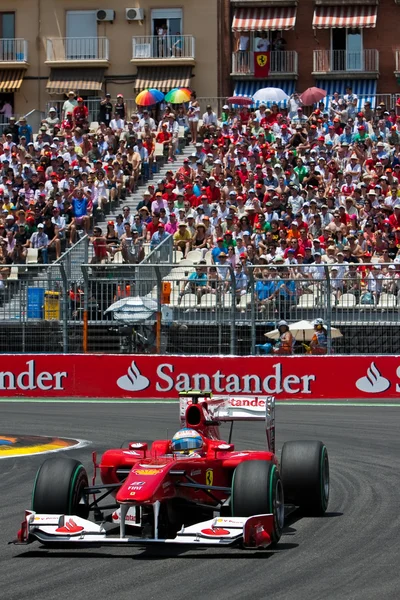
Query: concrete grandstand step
100,145,195,222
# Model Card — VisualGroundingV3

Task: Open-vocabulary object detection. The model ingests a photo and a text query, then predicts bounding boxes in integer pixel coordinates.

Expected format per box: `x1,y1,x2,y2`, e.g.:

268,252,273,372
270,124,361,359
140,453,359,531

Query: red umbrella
227,96,253,106
300,87,327,106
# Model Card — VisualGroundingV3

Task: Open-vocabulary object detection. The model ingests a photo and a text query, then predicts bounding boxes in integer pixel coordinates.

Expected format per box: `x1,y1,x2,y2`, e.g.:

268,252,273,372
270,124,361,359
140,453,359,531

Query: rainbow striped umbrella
135,88,164,106
164,88,192,104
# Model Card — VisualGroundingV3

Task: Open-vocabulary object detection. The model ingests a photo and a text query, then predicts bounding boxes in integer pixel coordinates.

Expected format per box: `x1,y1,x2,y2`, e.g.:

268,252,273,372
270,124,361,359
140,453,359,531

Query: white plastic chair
186,250,202,264
337,293,357,308
204,250,213,265
378,293,396,309
173,250,183,263
200,293,217,308
238,293,252,310
112,252,123,264
8,267,19,281
179,294,198,308
297,294,315,309
178,259,194,267
223,293,235,308
27,248,38,264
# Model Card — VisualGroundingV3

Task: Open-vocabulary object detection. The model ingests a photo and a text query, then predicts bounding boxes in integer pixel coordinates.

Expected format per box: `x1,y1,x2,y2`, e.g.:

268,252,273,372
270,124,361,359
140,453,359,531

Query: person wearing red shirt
145,213,162,241
206,177,221,202
184,183,198,207
162,184,176,203
389,204,400,229
237,162,249,185
156,124,173,161
72,98,89,129
341,174,355,197
239,107,250,126
318,228,331,250
177,158,194,182
284,238,305,259
298,229,312,253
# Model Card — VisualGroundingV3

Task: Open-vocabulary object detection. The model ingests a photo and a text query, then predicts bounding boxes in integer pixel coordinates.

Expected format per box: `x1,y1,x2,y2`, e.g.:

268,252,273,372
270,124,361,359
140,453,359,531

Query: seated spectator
173,222,192,257
179,262,208,303
90,226,108,264
29,223,49,263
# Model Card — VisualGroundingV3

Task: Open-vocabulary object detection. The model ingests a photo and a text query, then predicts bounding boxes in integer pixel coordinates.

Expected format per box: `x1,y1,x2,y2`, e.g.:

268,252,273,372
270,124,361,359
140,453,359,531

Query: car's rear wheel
32,457,89,519
231,460,284,545
280,440,329,516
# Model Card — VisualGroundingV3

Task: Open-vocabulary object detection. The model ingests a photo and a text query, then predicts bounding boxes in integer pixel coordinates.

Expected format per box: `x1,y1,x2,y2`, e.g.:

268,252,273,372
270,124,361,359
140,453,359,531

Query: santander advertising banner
0,354,398,399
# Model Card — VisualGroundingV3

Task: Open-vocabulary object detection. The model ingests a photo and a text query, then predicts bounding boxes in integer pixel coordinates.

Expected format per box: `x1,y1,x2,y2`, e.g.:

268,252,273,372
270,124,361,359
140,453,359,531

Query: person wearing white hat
62,91,77,120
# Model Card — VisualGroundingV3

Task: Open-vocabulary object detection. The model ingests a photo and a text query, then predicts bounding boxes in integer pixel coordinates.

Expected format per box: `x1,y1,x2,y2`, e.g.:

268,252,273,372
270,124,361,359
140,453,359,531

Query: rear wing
179,392,275,453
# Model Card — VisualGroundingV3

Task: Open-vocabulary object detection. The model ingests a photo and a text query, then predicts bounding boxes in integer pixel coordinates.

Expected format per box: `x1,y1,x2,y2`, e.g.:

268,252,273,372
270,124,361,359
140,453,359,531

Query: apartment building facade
221,0,400,106
0,0,218,117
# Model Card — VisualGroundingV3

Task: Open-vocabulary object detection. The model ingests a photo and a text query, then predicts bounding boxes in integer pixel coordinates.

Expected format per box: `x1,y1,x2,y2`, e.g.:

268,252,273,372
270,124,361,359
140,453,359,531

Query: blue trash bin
27,288,45,319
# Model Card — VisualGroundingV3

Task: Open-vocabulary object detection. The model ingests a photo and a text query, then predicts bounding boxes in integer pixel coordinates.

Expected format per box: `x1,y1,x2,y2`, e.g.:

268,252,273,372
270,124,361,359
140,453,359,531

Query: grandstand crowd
1,89,400,309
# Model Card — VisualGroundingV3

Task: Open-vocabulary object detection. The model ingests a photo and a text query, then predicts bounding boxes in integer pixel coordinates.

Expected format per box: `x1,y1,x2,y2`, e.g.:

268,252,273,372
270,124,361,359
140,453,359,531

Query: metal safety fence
1,260,399,355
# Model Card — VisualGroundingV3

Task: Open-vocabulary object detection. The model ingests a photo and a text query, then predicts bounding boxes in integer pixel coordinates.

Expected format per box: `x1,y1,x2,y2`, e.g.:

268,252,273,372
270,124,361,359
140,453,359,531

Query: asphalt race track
1,402,399,600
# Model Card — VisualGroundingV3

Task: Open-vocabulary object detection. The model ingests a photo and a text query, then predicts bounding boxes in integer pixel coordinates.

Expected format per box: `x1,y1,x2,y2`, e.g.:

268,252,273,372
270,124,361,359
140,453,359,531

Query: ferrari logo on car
134,469,160,476
206,469,213,486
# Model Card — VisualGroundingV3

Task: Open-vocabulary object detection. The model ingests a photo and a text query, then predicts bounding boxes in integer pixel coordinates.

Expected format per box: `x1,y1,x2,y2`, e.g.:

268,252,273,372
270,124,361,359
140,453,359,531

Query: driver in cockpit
171,428,204,455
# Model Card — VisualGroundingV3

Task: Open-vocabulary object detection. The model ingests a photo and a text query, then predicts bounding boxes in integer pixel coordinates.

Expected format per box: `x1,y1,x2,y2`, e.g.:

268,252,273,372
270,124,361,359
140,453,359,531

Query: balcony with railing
313,49,379,78
131,35,195,65
231,50,298,78
0,39,28,66
45,37,110,66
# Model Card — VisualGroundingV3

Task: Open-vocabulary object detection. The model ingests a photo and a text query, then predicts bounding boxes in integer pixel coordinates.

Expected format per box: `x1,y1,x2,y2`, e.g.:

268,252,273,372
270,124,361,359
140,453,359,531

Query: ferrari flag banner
254,51,270,78
0,354,399,400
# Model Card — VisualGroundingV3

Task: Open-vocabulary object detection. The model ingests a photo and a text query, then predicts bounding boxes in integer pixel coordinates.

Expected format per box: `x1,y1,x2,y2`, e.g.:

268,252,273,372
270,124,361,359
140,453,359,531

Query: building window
235,30,284,53
331,28,363,71
151,9,183,37
66,11,98,59
0,13,15,39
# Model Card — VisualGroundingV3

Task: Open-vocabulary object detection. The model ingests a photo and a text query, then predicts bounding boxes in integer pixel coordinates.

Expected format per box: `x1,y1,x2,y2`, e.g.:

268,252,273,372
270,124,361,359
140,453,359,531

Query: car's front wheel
231,460,284,545
32,457,89,518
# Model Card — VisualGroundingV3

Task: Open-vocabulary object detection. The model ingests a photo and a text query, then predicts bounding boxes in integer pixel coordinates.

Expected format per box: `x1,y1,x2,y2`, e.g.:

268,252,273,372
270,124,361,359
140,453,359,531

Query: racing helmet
171,428,204,454
313,318,325,330
278,320,289,331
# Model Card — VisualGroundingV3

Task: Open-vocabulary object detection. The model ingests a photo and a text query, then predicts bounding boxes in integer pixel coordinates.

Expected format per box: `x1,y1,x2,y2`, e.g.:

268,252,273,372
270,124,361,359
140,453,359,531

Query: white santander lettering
0,360,68,391
192,373,211,392
242,374,262,394
156,363,174,392
283,374,301,394
225,374,240,393
176,373,190,391
0,371,16,390
155,360,316,395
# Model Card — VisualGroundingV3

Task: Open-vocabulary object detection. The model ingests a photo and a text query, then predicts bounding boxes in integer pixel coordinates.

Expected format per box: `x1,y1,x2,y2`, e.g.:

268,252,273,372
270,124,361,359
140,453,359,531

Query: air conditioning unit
96,9,115,22
126,8,144,21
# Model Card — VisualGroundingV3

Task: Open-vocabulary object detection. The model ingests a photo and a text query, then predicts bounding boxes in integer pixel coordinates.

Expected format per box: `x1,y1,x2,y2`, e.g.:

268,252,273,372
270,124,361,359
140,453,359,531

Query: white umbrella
252,87,289,105
264,319,342,341
104,297,158,323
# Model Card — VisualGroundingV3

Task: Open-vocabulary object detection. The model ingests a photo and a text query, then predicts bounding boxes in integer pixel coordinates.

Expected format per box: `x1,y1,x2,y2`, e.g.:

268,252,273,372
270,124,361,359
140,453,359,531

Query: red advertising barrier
0,354,398,399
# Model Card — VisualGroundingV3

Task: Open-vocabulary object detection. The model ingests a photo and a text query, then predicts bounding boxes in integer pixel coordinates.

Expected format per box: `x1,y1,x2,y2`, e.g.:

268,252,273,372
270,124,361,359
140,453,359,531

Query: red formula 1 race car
15,391,329,551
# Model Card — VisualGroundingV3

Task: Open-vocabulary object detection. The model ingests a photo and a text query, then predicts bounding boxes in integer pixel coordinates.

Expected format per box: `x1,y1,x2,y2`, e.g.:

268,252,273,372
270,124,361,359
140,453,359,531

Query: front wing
15,511,275,550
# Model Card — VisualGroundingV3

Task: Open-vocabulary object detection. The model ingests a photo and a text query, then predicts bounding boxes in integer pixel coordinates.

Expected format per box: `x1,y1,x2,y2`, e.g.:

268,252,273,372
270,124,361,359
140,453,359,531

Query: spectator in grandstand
150,221,169,250
178,261,208,303
173,222,192,257
29,223,49,263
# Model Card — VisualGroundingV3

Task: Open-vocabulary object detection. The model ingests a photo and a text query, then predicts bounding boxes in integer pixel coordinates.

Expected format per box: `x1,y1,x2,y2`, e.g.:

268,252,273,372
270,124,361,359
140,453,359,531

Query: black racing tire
231,460,284,545
280,440,329,516
32,457,89,519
